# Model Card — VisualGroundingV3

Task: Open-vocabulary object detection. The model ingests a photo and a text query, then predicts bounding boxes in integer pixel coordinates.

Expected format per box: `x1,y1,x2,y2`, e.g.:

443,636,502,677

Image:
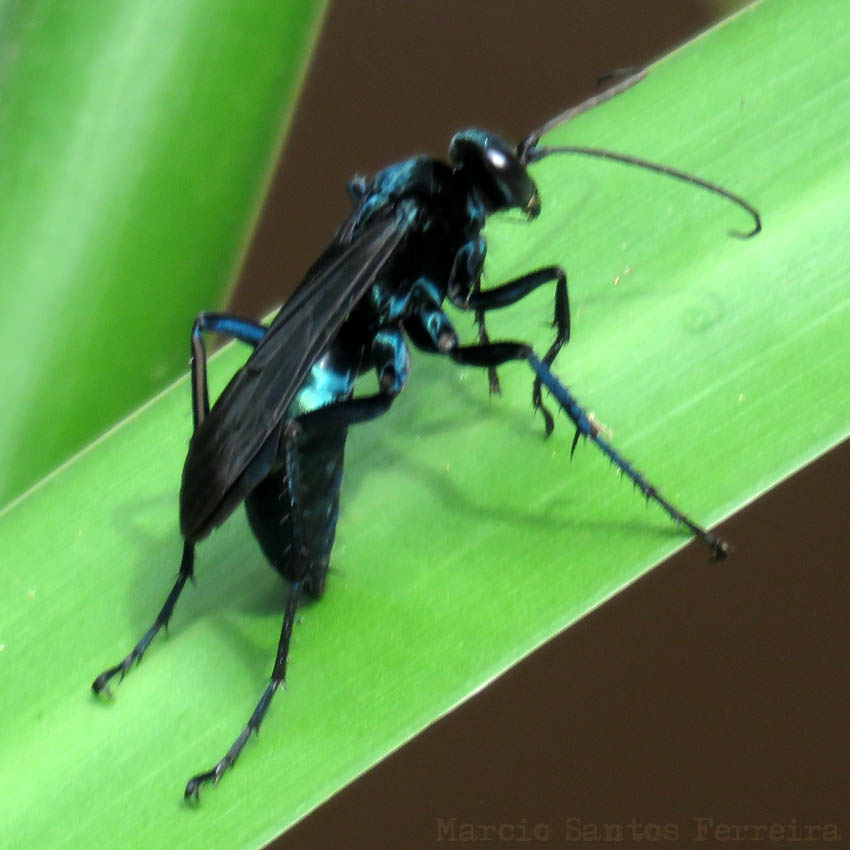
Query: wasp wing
180,210,413,541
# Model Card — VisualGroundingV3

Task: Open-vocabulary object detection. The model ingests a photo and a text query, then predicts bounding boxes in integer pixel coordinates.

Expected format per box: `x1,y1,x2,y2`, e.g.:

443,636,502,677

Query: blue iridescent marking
198,317,265,345
292,354,355,416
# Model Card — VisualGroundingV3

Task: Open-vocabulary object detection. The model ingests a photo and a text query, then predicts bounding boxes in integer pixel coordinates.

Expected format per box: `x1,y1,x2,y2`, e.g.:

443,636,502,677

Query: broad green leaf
0,0,326,507
1,1,848,848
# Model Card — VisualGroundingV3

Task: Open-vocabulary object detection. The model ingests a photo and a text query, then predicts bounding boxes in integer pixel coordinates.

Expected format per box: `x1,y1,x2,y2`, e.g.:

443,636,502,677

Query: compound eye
485,145,509,171
487,140,538,212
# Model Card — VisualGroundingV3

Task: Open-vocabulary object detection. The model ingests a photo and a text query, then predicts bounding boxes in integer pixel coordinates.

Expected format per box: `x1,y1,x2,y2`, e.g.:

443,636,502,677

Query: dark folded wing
180,210,412,540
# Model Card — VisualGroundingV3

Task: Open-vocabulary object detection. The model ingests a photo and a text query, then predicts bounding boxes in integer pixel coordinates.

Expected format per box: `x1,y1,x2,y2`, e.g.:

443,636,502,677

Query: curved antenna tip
728,217,762,240
527,144,761,240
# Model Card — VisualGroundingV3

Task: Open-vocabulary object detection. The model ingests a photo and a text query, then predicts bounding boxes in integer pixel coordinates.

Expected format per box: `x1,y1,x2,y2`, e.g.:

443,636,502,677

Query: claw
709,537,729,561
542,408,555,436
91,661,126,697
184,776,203,801
488,367,502,396
91,675,114,698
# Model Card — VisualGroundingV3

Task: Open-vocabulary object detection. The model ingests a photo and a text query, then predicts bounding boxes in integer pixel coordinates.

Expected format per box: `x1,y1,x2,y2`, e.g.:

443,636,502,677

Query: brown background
225,3,848,847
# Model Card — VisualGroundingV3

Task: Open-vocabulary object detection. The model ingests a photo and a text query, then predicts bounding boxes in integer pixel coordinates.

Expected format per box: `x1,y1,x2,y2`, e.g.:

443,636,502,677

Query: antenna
517,70,761,238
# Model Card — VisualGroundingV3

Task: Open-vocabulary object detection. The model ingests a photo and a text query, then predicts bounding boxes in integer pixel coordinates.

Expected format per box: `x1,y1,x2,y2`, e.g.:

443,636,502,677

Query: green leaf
0,0,326,507
1,1,848,847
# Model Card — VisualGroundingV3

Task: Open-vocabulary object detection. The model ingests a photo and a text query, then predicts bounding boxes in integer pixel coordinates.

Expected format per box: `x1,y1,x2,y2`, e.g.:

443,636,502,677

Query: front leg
447,237,501,394
465,266,569,435
440,332,726,560
471,276,501,396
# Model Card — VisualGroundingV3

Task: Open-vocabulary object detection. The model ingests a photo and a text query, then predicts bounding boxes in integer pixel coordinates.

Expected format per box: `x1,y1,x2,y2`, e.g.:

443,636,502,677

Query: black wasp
92,73,760,799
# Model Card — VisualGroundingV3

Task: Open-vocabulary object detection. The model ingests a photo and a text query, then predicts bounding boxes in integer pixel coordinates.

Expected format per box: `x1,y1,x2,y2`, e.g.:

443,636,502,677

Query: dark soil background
225,3,849,847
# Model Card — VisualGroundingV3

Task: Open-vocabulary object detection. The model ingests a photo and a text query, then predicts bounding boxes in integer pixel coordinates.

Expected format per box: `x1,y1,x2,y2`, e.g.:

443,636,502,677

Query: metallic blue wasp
92,74,760,798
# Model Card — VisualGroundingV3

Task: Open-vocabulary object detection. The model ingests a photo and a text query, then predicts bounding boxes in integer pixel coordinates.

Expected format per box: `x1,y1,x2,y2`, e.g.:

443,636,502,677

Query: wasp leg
185,420,307,799
190,312,267,428
185,570,303,800
444,338,727,560
92,542,196,696
470,276,501,396
466,266,569,435
184,330,410,798
92,313,268,697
